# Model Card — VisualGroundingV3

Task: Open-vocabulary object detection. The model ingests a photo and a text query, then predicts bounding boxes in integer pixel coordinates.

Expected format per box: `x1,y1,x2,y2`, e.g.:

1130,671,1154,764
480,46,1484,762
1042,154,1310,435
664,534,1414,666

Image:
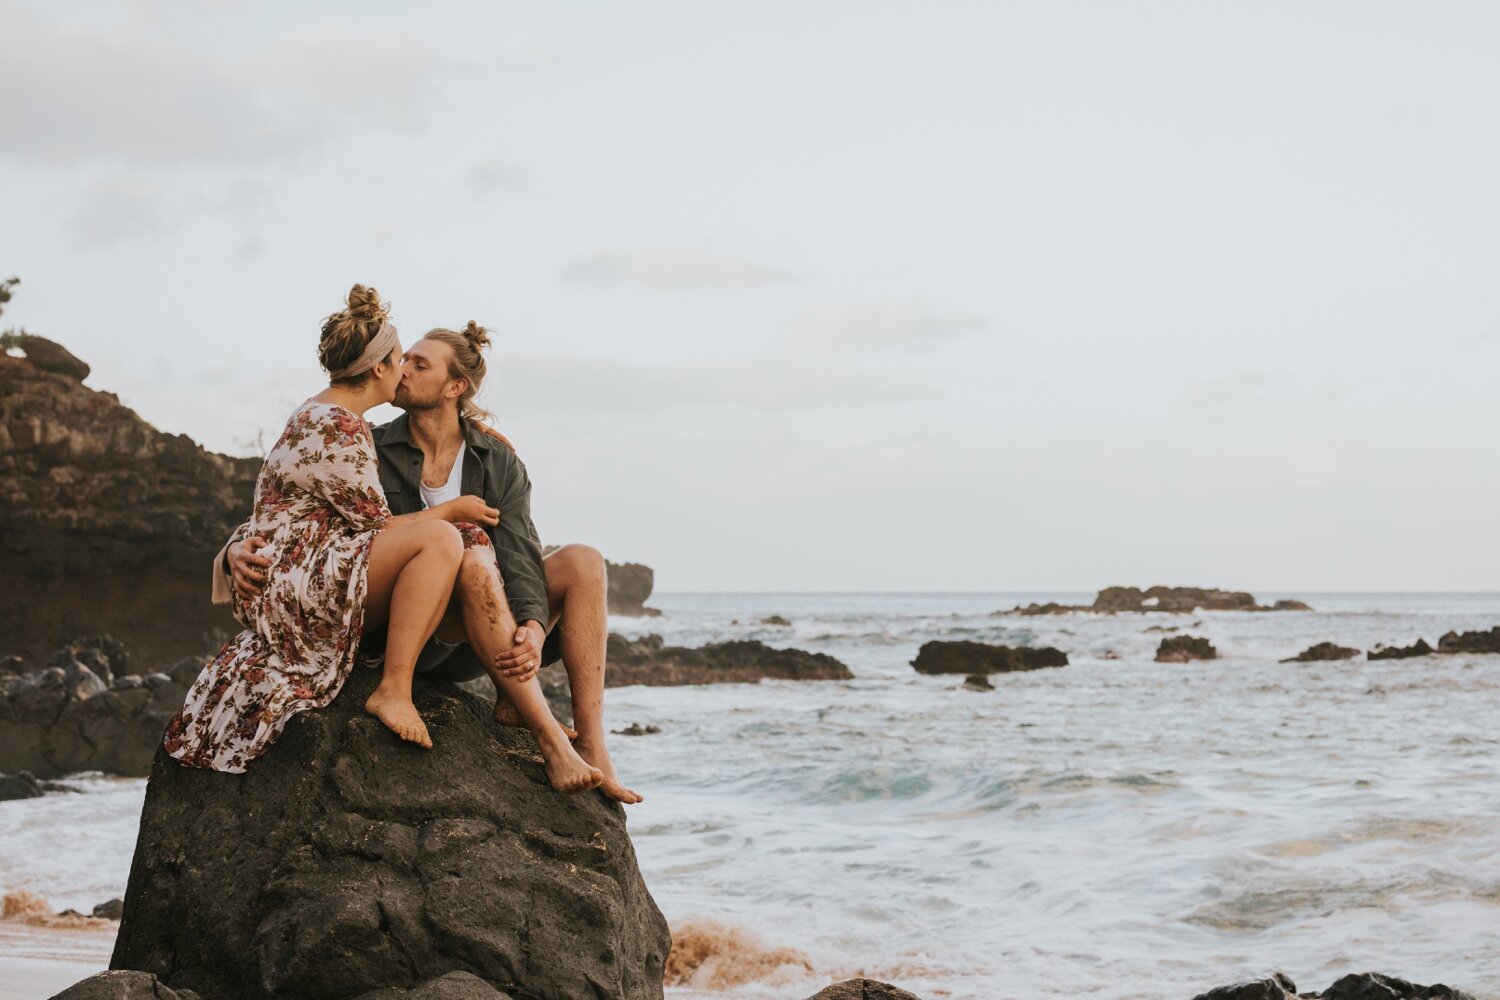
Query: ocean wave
665,919,814,989
0,890,112,930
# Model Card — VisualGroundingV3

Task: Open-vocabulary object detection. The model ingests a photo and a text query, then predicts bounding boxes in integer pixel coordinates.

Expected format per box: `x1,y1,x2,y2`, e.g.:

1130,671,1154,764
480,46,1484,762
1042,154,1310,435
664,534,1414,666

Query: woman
164,284,494,772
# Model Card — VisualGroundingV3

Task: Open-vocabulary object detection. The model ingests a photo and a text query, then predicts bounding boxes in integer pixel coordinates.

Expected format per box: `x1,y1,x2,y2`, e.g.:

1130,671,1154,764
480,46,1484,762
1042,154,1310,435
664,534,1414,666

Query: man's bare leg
454,548,601,793
544,544,643,804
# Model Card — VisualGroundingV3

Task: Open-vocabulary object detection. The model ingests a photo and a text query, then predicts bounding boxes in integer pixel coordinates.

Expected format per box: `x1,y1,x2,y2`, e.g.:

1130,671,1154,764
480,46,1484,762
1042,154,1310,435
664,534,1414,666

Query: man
218,328,641,803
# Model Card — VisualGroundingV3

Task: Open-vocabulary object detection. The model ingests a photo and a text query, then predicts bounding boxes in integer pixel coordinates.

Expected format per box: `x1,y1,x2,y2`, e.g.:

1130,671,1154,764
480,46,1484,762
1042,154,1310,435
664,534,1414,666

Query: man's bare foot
573,737,643,804
365,688,432,749
493,699,577,739
536,729,603,794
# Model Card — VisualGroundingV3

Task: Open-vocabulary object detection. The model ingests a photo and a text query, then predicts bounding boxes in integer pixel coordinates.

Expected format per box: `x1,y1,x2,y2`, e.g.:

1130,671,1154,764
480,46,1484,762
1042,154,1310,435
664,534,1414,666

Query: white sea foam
3,593,1499,998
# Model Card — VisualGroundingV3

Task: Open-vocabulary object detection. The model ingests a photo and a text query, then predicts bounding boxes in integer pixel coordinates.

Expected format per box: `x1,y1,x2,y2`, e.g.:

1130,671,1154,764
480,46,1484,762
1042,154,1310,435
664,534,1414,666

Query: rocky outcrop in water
910,640,1067,675
0,635,199,779
1189,971,1474,1000
109,664,669,1000
606,560,661,617
1155,635,1217,663
1005,587,1311,616
589,634,852,686
1436,628,1500,654
1367,639,1434,661
0,770,42,800
1281,642,1360,663
0,343,257,665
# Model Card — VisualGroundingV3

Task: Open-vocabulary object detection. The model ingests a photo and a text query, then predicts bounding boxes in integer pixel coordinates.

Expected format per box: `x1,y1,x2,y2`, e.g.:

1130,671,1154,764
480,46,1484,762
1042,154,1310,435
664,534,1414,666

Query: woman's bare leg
543,544,642,803
455,548,602,793
361,520,464,748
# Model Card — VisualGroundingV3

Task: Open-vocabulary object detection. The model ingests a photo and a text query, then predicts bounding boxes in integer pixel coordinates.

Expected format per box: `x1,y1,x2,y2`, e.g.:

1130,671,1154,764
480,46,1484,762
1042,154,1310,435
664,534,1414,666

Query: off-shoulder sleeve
290,407,391,533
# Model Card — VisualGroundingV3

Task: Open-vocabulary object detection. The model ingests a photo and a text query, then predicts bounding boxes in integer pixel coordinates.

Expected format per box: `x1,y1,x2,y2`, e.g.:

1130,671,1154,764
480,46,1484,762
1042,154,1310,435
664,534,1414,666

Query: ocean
4,592,1499,999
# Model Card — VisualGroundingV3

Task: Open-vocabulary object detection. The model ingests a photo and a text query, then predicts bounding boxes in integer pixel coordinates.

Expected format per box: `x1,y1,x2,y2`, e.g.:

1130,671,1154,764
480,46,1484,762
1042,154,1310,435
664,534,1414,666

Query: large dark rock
0,348,258,665
1189,972,1297,1000
803,981,924,1000
1368,639,1434,661
0,637,194,778
606,561,660,617
1001,587,1311,616
49,970,202,999
909,640,1067,675
1281,642,1361,663
16,334,90,381
1188,972,1474,1000
110,666,669,1000
1155,635,1217,663
1436,628,1500,654
598,633,852,686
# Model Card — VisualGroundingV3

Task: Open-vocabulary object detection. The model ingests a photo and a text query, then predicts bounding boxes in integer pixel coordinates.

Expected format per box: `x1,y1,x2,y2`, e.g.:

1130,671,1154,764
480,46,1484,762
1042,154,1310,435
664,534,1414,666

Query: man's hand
493,620,546,681
229,536,273,601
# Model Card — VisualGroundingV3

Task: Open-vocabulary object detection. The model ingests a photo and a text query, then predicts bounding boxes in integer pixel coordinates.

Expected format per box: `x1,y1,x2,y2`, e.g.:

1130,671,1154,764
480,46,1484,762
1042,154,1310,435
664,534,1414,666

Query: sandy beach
0,923,113,1000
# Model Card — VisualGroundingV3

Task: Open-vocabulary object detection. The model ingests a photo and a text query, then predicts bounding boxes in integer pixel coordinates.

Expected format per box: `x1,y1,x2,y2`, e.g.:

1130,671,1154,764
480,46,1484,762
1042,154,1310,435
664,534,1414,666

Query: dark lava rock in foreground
803,980,924,999
1155,635,1218,663
1190,971,1475,1000
1281,642,1361,663
1436,627,1500,654
109,665,668,1000
600,633,852,685
910,640,1067,675
1368,639,1435,661
0,636,199,778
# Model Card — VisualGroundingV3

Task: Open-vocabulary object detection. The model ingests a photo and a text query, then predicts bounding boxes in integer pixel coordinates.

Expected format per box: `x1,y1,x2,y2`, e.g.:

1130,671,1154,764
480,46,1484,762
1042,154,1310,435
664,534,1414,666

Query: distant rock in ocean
910,640,1067,675
1436,627,1500,655
1188,970,1475,1000
606,559,662,617
1280,642,1361,663
1004,587,1312,616
1155,635,1217,663
593,633,852,686
804,981,925,999
1367,638,1435,660
0,341,258,665
108,664,669,1000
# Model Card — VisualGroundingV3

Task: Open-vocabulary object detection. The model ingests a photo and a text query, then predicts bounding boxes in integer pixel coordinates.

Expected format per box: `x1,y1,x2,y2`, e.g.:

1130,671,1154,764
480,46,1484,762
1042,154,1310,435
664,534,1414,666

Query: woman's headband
331,320,399,380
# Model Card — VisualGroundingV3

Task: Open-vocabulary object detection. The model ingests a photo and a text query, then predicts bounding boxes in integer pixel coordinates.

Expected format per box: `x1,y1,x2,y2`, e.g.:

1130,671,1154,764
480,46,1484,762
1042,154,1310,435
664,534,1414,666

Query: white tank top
419,452,464,510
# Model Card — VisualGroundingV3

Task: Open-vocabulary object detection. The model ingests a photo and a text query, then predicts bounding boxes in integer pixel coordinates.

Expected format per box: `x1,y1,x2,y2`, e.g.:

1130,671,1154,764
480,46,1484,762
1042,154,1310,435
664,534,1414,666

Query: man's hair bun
461,320,491,351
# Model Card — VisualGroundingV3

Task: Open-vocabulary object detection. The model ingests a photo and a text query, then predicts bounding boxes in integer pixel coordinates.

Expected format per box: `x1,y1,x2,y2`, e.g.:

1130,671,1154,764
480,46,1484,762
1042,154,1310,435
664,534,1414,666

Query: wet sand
0,923,114,999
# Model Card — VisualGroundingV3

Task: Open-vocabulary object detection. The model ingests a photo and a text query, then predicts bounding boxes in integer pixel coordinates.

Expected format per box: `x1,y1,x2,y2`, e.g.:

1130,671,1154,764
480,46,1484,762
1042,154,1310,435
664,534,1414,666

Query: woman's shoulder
283,399,369,444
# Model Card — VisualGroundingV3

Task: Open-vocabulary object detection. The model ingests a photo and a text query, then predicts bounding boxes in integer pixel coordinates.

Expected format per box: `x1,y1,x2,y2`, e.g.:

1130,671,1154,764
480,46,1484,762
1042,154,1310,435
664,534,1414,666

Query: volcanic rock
1001,587,1311,616
760,615,792,626
1004,602,1075,616
0,637,192,778
0,770,43,800
1436,628,1500,654
1188,971,1475,1000
606,560,661,617
1367,639,1434,661
1190,972,1298,1000
803,981,924,1000
93,898,125,920
110,665,669,1000
613,723,661,736
1155,635,1217,663
910,640,1068,675
50,969,204,999
1281,642,1361,663
596,633,852,686
352,971,515,999
961,674,994,691
0,345,258,664
1271,599,1313,612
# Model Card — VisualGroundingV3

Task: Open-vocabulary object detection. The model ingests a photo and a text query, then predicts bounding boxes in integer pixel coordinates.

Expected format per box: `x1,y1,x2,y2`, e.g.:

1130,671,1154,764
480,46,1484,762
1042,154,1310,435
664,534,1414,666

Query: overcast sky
5,0,1499,591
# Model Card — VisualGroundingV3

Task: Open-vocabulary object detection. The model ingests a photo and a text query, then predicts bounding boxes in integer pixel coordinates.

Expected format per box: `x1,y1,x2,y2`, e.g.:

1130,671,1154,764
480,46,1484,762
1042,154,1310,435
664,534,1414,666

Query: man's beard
394,384,445,411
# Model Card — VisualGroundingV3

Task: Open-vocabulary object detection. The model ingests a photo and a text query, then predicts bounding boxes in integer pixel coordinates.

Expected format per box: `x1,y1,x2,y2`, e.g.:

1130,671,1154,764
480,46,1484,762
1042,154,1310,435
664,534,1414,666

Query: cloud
560,249,798,290
792,301,989,351
68,175,176,250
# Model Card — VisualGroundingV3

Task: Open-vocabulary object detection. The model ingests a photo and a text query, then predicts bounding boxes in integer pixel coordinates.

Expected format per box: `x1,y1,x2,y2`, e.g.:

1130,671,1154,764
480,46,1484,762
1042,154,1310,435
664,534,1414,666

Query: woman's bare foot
536,728,603,794
365,687,433,749
573,738,643,804
493,699,577,739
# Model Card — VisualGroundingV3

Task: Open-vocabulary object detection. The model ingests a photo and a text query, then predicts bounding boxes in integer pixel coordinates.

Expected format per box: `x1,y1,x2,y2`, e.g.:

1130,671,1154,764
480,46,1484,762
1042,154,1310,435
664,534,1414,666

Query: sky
4,0,1500,592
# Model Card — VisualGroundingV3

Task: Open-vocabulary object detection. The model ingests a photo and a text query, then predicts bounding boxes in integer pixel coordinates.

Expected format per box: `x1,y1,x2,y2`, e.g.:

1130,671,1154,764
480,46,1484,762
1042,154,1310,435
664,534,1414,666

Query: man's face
394,338,463,412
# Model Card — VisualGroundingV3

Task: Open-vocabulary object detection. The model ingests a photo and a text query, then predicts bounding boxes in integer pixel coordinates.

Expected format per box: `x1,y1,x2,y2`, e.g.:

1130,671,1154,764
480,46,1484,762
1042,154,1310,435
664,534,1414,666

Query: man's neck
406,406,465,456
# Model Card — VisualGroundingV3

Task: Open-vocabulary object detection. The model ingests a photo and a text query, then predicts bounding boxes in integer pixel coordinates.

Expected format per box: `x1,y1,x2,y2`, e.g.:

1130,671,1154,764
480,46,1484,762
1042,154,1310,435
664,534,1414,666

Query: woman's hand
229,536,273,600
438,495,500,527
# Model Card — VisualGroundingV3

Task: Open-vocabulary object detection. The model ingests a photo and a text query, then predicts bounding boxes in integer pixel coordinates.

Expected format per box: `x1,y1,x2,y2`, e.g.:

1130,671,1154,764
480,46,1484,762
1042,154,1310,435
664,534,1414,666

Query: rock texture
0,770,43,800
1006,588,1311,616
50,969,204,1000
0,345,258,665
0,636,199,779
909,640,1068,675
1367,639,1434,661
803,981,924,1000
1281,642,1361,663
592,634,852,686
110,665,669,1000
1189,971,1473,1000
1155,635,1218,663
1436,628,1500,654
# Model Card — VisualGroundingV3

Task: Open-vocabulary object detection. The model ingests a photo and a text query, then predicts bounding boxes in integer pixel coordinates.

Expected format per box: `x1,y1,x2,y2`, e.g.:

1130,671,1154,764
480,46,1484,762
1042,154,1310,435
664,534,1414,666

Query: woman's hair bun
346,284,389,326
461,320,491,350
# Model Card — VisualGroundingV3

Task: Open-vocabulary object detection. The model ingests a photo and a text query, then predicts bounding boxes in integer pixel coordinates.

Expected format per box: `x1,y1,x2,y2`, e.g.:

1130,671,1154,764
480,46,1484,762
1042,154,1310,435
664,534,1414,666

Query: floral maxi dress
164,401,393,773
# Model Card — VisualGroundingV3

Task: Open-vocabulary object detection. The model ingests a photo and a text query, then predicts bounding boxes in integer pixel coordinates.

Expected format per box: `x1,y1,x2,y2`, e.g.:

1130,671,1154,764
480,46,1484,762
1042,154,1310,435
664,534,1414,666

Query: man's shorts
412,622,564,683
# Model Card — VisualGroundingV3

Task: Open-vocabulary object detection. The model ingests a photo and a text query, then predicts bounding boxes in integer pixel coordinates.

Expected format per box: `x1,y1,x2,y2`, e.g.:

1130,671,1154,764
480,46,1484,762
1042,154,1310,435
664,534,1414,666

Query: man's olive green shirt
371,414,550,629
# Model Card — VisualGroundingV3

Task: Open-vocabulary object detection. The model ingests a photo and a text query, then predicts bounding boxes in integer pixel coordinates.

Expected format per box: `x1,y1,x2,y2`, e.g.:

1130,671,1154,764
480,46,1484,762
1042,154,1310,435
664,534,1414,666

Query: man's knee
547,543,606,588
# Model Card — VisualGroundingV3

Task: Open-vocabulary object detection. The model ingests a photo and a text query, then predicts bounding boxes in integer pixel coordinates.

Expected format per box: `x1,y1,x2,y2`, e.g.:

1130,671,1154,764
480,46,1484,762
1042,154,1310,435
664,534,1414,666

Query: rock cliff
109,664,670,1000
0,341,257,664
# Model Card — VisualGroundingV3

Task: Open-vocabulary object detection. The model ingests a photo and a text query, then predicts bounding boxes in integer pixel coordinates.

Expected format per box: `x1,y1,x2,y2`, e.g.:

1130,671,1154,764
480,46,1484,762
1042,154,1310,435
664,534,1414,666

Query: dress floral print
164,401,489,773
